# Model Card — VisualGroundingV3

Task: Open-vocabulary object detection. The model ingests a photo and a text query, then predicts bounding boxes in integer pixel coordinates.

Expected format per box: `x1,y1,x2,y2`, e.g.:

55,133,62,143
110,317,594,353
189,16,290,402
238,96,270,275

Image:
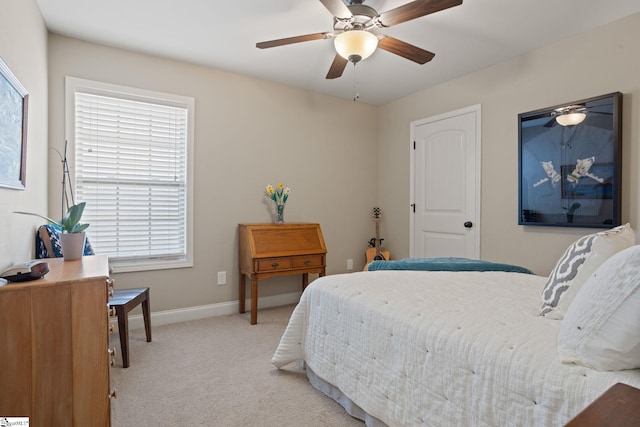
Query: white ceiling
36,0,640,106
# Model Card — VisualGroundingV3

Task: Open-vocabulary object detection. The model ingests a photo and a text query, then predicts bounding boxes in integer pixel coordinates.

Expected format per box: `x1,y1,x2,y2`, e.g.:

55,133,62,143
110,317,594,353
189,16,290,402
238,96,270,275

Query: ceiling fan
256,0,463,79
523,105,613,128
545,105,615,127
546,105,589,127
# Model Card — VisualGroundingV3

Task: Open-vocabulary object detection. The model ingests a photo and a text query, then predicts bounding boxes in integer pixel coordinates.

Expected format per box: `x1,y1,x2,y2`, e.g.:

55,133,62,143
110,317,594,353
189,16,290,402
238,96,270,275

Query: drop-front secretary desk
238,223,326,324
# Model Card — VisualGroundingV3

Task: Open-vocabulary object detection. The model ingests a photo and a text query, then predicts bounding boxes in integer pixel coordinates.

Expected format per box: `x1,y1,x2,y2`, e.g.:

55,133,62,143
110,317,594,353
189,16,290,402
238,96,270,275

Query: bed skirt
305,363,387,427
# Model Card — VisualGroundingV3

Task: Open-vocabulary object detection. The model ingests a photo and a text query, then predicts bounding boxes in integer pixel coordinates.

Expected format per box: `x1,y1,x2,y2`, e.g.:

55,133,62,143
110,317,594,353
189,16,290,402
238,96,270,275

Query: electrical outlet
217,271,226,285
347,259,353,270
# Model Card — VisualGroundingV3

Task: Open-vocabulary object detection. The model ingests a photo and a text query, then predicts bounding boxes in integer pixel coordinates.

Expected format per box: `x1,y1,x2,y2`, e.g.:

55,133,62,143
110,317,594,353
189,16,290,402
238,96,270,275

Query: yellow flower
265,182,291,205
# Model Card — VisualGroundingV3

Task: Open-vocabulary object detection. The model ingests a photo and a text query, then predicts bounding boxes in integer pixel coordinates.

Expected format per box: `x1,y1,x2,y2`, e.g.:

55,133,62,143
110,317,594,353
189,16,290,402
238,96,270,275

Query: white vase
60,232,86,261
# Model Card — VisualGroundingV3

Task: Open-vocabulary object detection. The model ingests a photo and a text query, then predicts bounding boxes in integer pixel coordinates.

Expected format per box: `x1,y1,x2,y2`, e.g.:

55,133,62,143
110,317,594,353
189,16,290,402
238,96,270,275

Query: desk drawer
257,258,292,271
292,255,324,268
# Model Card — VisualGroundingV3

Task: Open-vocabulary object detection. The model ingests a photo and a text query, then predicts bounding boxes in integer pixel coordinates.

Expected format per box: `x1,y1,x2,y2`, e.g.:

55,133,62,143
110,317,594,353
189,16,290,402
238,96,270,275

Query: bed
272,225,640,426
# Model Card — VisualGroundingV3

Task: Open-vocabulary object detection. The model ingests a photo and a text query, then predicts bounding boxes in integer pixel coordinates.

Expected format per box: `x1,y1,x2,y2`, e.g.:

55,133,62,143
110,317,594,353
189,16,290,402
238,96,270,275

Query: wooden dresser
0,255,114,426
564,383,640,426
238,223,326,324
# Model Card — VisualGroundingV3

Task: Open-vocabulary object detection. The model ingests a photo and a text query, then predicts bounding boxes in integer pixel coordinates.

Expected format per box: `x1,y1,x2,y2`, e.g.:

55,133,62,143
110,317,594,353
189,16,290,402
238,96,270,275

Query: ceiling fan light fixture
334,30,378,63
556,112,586,126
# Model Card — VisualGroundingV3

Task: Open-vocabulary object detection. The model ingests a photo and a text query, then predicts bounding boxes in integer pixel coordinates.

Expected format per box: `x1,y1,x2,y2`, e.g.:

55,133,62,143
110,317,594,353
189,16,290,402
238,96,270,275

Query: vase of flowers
265,182,291,224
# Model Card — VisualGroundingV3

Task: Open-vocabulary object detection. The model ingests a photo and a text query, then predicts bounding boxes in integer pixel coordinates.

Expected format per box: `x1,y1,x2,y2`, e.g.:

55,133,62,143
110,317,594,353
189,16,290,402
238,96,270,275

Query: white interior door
410,105,481,259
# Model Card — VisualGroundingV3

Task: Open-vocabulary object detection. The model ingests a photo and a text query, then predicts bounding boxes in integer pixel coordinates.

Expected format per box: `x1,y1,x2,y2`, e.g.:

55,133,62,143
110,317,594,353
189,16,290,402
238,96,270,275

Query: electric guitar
364,207,390,271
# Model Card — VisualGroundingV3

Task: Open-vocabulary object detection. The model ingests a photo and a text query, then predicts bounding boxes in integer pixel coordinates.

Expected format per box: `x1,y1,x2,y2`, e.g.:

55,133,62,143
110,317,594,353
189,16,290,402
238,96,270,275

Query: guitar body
364,247,390,271
363,207,390,271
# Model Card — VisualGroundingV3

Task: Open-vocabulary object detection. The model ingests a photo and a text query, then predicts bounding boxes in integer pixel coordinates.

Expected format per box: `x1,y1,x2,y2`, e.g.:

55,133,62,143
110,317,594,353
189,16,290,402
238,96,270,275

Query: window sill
109,258,193,274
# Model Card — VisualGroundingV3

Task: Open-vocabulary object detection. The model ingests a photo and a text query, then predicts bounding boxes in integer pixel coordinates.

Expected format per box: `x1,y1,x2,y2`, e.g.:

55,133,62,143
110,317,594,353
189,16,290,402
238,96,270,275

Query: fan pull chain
352,62,360,102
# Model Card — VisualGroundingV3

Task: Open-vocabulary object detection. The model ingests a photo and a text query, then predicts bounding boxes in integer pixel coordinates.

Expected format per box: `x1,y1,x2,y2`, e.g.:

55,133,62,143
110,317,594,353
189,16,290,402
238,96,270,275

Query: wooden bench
109,287,152,368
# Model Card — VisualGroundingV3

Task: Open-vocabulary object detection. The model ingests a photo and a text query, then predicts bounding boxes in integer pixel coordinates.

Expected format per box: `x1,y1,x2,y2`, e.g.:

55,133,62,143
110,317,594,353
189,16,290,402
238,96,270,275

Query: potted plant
15,142,90,260
16,202,89,260
16,202,88,233
563,202,581,224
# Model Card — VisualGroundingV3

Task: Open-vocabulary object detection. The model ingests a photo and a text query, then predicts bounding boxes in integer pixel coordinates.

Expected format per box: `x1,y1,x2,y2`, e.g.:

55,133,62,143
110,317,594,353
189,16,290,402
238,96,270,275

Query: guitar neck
375,220,381,255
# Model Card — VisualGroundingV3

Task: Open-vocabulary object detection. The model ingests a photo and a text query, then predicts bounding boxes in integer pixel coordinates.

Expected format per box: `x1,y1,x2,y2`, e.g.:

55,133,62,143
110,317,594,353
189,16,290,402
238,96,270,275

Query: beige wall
378,13,640,275
5,3,639,311
47,34,378,311
0,0,48,270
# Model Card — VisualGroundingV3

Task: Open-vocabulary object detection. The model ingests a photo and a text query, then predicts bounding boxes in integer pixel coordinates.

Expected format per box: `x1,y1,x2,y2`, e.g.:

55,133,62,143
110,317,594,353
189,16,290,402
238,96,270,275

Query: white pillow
557,244,640,371
540,223,634,319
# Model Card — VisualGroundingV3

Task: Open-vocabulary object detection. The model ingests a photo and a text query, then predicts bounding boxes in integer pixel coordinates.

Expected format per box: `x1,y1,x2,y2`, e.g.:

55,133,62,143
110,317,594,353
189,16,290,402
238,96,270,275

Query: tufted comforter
272,270,640,426
366,257,533,274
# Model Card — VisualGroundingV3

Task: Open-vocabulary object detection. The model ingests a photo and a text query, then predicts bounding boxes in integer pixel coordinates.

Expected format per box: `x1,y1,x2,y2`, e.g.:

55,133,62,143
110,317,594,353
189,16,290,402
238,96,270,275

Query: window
66,77,194,272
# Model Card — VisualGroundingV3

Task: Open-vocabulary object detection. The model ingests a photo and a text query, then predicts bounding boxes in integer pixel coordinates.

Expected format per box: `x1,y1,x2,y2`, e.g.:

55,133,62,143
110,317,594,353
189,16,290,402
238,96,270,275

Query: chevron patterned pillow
540,223,634,319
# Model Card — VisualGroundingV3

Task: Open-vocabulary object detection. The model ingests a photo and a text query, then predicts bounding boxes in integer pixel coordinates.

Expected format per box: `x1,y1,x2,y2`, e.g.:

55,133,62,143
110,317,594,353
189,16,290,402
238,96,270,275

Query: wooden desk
238,223,326,324
565,383,640,426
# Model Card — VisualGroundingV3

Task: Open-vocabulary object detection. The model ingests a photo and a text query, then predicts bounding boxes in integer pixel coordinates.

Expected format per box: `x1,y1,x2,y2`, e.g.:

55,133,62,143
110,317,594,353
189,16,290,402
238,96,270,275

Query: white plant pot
60,232,86,261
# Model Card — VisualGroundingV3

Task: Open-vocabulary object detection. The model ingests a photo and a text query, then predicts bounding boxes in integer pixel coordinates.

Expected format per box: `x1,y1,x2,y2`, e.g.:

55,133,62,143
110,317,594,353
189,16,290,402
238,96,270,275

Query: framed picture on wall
0,57,29,189
518,92,622,228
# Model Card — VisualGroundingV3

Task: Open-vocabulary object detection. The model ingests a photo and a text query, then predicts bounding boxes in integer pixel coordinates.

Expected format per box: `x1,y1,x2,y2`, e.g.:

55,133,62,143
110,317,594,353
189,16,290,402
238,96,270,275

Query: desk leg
302,273,309,290
250,278,258,325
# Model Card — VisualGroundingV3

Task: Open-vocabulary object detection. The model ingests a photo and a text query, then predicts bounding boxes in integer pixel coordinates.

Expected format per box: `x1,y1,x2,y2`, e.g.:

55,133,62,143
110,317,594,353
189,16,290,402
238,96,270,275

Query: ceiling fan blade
326,54,348,79
378,0,463,27
256,32,330,49
521,111,554,122
319,0,353,20
378,36,435,64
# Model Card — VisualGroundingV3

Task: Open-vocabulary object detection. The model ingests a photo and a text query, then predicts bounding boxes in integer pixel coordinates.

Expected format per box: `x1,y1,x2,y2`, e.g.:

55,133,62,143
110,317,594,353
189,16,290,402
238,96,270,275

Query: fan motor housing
334,4,378,32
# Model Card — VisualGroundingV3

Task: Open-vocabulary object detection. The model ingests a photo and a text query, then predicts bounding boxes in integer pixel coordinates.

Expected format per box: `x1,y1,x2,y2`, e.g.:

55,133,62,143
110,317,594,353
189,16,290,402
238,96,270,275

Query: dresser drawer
257,258,292,272
292,255,324,268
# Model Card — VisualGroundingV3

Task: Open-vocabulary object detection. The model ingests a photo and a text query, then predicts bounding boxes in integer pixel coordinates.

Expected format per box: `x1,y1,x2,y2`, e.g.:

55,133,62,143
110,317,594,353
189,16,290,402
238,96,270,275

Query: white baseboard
113,291,301,330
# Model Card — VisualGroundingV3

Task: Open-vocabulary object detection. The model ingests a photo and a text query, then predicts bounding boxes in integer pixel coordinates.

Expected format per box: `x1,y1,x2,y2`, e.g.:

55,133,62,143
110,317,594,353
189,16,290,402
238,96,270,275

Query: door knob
464,221,473,228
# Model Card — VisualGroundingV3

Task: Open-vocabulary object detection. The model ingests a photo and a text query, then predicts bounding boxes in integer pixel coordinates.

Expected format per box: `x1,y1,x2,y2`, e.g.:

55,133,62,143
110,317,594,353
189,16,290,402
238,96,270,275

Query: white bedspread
272,270,640,426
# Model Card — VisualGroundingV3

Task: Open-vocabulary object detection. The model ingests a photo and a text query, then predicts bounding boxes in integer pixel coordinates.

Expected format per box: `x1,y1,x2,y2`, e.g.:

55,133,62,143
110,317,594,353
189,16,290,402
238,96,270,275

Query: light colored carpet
110,304,364,426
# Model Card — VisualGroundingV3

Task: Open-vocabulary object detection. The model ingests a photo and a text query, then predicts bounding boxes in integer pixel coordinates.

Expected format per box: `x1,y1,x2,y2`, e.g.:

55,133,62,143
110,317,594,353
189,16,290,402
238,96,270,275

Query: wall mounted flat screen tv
518,92,622,228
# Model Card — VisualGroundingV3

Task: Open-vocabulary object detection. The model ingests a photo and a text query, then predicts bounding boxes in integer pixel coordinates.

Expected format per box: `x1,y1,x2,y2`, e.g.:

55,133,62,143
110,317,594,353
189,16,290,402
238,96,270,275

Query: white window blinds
72,85,191,269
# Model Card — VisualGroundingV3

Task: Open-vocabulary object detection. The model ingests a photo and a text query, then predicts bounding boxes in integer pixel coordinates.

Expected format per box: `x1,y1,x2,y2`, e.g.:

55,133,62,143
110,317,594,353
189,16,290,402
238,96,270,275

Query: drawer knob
271,262,279,268
108,389,117,399
108,288,115,298
108,307,116,317
108,347,117,366
304,260,311,266
106,277,114,288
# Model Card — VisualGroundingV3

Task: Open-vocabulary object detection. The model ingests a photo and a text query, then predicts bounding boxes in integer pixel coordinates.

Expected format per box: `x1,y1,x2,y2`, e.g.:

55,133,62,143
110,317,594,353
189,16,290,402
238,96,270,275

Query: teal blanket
367,257,533,274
